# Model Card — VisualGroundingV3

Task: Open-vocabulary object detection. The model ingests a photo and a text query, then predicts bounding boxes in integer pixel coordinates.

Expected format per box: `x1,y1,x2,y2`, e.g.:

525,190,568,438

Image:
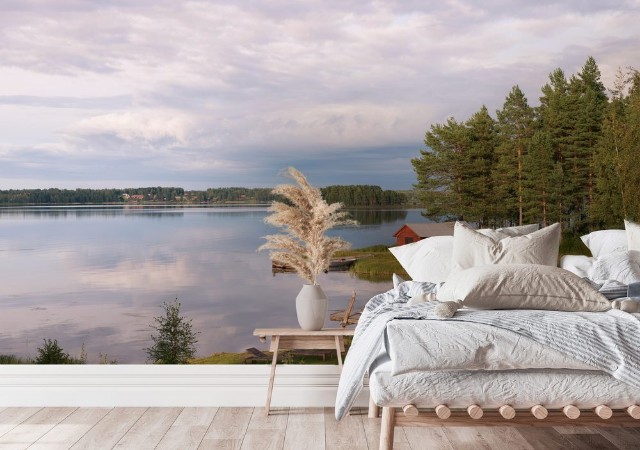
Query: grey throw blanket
334,282,640,421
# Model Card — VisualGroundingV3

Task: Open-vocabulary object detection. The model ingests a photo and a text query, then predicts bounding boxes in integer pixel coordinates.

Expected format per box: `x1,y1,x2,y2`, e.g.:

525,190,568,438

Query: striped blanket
334,281,640,420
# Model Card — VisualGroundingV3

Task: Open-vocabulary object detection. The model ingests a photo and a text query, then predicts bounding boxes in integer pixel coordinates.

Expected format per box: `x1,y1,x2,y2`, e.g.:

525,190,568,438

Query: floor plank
29,408,111,449
113,407,182,449
155,407,218,450
596,426,640,449
402,427,454,450
0,408,41,439
477,427,534,450
71,407,148,449
361,414,412,450
515,427,578,450
324,407,368,450
240,407,288,450
562,432,623,450
199,407,253,450
0,407,75,450
284,408,324,450
441,427,492,450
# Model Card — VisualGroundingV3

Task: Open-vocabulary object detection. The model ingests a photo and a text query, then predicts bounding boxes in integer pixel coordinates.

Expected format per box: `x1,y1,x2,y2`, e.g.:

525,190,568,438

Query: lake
0,206,424,363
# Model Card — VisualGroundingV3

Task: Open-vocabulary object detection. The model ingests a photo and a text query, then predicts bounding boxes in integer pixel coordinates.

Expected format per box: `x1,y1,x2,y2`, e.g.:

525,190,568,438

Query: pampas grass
259,167,356,285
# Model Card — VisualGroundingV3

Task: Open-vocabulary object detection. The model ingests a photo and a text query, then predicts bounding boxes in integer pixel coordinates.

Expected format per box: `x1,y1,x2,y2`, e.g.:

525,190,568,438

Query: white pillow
477,223,539,241
581,229,627,257
625,220,640,251
560,254,595,278
438,264,611,312
389,236,453,283
452,222,561,272
389,223,540,282
589,251,640,285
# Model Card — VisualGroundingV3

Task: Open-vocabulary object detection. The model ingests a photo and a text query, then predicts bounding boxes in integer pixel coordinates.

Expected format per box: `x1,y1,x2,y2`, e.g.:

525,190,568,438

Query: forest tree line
413,56,640,232
0,185,407,207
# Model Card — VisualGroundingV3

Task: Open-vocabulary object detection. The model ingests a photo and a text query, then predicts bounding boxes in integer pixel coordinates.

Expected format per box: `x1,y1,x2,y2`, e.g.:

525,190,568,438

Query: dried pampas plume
259,167,357,285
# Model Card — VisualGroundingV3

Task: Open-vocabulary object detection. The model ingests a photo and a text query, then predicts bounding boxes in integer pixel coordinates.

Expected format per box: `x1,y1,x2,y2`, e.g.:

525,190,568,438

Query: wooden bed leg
368,395,380,418
380,407,396,450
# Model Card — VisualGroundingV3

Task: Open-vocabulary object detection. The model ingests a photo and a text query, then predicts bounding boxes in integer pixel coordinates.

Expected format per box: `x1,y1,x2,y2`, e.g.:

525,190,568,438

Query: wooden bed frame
367,398,640,450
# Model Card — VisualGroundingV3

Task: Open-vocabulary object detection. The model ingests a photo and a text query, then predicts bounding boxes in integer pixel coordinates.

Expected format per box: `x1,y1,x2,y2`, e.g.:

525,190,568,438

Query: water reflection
0,206,424,363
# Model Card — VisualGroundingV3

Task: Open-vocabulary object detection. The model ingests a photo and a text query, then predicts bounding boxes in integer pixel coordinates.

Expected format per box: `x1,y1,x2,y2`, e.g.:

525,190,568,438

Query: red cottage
392,222,455,246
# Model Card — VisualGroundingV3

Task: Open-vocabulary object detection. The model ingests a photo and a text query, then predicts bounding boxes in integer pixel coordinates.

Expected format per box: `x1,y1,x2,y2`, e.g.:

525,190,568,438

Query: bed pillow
451,222,561,272
626,220,640,251
560,254,595,278
477,223,539,241
589,251,640,285
388,236,453,283
581,229,627,257
389,223,540,282
438,264,611,312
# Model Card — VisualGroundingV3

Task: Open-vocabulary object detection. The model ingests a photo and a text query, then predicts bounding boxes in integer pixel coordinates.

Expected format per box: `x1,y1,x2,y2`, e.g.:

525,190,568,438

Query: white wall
0,365,369,408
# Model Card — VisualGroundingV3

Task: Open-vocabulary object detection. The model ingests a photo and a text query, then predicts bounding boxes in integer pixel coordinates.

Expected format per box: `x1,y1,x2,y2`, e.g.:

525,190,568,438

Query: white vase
296,284,328,331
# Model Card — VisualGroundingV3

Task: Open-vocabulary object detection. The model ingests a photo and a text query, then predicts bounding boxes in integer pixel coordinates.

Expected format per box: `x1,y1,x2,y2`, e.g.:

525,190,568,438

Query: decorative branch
259,167,356,285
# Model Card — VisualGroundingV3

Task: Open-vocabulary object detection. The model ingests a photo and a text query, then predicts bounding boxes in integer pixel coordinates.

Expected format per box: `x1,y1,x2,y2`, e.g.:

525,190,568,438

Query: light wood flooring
0,406,639,449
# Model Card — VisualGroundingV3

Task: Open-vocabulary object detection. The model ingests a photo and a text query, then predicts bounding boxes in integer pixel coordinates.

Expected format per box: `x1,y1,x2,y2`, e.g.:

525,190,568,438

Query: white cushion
589,251,640,285
560,254,595,278
389,236,453,283
477,223,539,241
452,222,561,272
389,223,540,283
438,264,611,312
626,220,640,251
581,229,627,257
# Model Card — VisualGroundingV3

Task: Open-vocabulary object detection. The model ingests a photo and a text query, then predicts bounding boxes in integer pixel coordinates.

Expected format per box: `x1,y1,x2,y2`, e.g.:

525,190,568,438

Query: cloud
0,1,639,189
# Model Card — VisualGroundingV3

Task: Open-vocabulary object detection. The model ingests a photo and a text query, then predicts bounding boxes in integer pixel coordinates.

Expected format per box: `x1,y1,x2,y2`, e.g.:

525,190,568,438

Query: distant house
129,194,145,201
393,222,455,246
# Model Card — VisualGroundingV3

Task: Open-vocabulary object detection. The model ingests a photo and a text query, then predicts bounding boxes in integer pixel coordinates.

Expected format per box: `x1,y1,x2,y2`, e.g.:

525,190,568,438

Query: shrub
34,339,83,364
146,299,199,364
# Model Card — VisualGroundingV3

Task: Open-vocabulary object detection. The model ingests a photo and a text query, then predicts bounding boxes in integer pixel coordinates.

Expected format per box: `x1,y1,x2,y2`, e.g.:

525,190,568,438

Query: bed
335,222,640,450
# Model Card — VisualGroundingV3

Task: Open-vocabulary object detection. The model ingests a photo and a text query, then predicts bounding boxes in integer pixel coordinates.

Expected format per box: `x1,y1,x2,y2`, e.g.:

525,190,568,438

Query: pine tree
522,131,562,226
494,86,536,225
463,106,498,227
412,117,470,221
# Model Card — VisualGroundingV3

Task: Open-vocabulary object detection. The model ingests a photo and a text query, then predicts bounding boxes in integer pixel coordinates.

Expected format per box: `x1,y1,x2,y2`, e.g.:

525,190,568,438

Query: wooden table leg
265,335,279,416
335,336,343,368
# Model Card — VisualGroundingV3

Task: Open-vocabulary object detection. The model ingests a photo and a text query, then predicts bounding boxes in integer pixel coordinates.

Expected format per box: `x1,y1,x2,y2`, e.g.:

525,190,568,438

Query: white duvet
386,319,594,375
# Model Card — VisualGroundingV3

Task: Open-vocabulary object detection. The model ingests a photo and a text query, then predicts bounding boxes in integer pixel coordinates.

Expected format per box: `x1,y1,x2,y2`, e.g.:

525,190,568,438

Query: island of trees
0,185,408,208
413,57,640,232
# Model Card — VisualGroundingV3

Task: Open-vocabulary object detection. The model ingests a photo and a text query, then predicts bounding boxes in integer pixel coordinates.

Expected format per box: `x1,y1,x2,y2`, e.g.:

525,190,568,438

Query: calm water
0,206,422,363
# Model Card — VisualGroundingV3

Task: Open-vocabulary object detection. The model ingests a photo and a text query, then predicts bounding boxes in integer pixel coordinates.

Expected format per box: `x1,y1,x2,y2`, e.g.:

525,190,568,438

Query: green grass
0,354,29,364
336,245,408,282
559,232,591,257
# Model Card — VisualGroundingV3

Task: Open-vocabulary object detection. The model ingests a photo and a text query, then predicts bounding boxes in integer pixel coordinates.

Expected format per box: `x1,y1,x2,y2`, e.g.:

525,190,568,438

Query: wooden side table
253,328,355,416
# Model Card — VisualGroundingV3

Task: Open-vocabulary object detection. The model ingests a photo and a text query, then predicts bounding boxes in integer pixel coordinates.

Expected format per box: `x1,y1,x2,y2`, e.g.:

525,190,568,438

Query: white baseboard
0,365,369,408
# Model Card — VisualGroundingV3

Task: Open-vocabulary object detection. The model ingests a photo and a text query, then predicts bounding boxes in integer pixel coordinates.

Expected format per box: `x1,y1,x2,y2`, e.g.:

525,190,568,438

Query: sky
1,1,639,190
